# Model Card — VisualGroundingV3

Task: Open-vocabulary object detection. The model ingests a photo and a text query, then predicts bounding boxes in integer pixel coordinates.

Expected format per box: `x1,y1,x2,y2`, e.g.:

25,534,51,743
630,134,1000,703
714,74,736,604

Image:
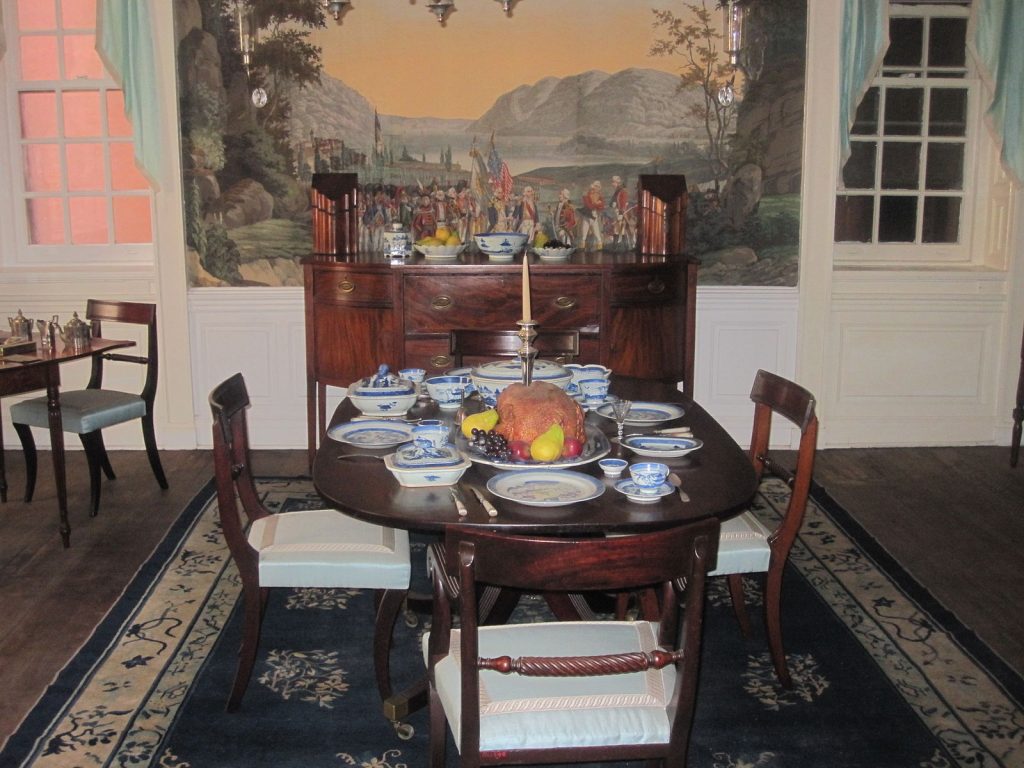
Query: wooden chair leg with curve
211,372,420,737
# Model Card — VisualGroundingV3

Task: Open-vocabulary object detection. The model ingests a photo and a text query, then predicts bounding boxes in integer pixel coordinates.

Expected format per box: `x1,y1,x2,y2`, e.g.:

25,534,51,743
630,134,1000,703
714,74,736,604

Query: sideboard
303,251,697,466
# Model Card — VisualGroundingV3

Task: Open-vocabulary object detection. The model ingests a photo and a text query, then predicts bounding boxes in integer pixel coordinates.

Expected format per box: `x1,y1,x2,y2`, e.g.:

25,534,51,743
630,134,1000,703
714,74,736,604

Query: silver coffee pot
57,312,91,350
7,309,34,340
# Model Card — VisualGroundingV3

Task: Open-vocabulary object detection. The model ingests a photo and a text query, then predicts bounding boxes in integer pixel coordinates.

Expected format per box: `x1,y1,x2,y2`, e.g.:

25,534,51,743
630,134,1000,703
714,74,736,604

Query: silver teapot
58,312,91,350
7,309,34,340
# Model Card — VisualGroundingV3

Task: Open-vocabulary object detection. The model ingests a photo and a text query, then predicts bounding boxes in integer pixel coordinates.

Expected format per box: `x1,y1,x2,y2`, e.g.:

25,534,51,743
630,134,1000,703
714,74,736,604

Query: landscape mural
174,0,806,287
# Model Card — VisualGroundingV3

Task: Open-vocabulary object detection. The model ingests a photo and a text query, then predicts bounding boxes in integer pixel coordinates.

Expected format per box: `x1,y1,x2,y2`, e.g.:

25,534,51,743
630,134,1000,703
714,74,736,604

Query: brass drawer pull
337,279,355,294
430,354,452,369
431,295,453,311
647,278,666,295
554,296,578,310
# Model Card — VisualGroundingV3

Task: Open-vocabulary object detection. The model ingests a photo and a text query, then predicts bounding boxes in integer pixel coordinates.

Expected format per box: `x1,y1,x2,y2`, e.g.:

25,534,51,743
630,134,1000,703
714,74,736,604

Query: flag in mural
486,133,514,200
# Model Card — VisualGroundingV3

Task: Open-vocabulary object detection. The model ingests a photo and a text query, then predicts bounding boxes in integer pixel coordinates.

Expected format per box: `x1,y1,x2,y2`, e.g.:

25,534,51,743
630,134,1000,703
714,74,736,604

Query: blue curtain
838,0,889,171
971,0,1024,186
96,0,161,188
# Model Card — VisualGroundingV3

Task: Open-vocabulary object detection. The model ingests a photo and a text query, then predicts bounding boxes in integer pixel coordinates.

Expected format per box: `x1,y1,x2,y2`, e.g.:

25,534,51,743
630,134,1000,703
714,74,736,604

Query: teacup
425,375,472,410
598,458,628,478
629,462,670,494
579,377,610,403
399,368,426,385
412,423,449,449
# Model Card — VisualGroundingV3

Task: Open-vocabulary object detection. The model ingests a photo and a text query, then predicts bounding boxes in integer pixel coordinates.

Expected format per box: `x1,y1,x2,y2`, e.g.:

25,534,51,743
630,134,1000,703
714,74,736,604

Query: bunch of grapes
543,238,569,249
469,428,512,461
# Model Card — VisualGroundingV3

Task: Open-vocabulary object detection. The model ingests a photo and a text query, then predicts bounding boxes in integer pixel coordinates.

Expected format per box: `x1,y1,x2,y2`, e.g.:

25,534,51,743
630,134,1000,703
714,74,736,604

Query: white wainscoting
187,285,801,450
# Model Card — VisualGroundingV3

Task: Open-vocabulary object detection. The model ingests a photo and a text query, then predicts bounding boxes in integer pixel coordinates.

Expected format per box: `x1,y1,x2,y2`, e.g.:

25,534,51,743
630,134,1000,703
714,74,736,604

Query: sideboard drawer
404,274,599,333
314,268,392,306
608,268,677,304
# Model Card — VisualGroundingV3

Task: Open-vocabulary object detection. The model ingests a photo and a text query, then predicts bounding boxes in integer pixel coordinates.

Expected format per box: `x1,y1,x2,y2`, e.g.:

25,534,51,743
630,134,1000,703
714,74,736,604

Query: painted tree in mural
650,1,737,196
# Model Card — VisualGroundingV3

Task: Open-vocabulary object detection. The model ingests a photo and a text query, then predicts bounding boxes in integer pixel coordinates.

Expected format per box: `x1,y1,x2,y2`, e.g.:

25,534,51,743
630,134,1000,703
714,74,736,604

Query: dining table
0,333,135,547
312,373,758,727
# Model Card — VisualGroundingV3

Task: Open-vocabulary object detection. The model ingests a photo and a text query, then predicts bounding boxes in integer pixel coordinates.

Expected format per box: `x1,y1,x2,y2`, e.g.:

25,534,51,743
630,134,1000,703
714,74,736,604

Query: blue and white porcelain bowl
564,364,611,395
411,422,450,449
347,377,417,417
469,359,572,407
628,461,670,494
384,448,470,487
425,375,472,410
474,231,528,257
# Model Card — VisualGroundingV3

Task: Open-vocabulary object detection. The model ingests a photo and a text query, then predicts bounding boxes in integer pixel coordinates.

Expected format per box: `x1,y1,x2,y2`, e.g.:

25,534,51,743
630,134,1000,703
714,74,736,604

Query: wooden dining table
313,375,758,537
0,334,135,547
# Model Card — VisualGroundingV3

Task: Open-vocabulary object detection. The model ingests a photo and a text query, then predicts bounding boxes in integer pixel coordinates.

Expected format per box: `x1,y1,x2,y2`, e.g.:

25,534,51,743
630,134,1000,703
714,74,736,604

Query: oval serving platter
621,435,703,458
327,420,414,448
594,401,685,426
487,470,604,507
456,424,610,471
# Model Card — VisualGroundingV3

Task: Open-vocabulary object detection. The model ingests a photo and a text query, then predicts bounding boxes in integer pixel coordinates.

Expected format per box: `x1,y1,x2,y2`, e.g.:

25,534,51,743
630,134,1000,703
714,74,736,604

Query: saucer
613,479,674,504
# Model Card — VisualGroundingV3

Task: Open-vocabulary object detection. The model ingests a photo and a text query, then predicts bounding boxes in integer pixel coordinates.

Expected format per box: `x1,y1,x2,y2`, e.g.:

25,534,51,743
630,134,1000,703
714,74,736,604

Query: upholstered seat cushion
11,390,146,434
425,621,676,752
708,510,772,576
248,509,410,589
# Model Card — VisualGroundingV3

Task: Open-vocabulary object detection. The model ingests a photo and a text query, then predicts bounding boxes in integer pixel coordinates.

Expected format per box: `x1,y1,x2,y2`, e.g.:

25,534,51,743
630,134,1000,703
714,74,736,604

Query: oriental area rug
3,477,1023,768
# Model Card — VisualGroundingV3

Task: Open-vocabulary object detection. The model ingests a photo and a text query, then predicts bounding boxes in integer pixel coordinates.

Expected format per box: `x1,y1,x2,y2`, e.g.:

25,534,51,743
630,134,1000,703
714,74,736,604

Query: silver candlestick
516,320,538,385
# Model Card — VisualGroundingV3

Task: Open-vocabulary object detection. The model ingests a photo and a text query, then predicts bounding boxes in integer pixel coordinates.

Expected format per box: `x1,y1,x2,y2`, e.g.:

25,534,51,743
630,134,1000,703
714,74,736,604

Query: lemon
446,233,462,246
435,226,451,241
461,408,499,438
417,236,443,246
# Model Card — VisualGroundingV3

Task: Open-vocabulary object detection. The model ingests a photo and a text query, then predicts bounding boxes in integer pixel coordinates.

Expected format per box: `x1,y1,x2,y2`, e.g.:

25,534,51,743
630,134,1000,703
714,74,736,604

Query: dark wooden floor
1,445,1022,748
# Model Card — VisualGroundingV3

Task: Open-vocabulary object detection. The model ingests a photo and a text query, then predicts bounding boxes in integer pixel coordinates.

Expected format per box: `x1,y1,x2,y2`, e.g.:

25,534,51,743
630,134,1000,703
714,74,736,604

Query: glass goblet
608,396,633,442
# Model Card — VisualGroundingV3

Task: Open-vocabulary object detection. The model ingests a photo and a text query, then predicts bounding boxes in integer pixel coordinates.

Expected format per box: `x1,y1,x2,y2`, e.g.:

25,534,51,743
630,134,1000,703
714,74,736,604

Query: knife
450,487,469,516
470,487,499,517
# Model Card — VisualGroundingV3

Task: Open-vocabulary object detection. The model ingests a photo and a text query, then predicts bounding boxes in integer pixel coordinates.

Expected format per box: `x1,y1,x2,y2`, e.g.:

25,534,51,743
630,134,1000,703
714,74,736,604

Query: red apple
508,440,532,461
561,437,583,458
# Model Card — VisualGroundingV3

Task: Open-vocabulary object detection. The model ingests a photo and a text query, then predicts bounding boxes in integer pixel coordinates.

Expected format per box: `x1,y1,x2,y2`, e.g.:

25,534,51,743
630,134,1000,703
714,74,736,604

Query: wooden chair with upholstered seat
210,372,414,732
710,368,818,689
425,519,720,768
11,299,168,515
449,328,580,367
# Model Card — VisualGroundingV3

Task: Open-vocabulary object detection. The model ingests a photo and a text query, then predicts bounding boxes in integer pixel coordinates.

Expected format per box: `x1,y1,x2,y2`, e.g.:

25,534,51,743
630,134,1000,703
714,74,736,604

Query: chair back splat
426,520,720,767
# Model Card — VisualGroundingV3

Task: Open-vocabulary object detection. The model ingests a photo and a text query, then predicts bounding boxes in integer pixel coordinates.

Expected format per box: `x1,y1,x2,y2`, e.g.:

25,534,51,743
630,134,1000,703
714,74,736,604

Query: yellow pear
461,408,499,438
529,423,564,462
534,231,549,248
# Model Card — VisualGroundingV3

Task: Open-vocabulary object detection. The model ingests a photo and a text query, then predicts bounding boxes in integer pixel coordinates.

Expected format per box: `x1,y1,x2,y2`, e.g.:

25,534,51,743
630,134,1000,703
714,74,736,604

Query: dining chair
710,368,819,689
210,372,415,733
425,519,720,768
449,328,580,366
10,300,168,515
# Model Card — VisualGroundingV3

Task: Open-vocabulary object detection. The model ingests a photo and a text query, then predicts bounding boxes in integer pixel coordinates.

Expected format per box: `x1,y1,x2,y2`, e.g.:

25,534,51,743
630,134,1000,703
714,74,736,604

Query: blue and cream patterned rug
2,477,1022,767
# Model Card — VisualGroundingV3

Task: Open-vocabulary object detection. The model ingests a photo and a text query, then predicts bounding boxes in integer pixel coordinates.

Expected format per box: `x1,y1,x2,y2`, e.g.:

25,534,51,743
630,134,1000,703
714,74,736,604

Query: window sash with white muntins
2,0,153,267
835,5,980,265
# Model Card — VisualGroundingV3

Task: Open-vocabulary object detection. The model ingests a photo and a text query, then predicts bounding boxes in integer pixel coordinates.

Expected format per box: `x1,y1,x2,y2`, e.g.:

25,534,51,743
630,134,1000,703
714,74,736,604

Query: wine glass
608,396,632,442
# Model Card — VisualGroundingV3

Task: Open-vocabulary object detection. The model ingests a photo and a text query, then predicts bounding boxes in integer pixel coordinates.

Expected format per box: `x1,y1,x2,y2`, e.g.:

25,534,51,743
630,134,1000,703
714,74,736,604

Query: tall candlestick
521,254,532,321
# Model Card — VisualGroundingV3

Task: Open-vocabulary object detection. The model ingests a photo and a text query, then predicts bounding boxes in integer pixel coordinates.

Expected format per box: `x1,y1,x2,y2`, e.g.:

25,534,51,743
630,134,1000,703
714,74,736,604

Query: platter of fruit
456,406,611,471
414,225,466,258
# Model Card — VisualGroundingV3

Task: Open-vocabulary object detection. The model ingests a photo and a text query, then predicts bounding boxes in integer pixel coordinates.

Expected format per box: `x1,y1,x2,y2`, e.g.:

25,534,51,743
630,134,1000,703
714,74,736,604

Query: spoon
667,472,691,502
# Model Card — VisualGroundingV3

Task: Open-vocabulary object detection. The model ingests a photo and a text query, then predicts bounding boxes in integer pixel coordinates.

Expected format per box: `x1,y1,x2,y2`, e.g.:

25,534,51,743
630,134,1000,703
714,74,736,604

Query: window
1,0,153,267
834,3,980,265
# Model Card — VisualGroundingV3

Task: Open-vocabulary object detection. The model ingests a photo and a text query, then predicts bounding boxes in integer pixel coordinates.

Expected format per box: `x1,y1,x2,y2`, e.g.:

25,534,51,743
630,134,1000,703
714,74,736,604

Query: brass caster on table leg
403,608,419,628
392,721,415,740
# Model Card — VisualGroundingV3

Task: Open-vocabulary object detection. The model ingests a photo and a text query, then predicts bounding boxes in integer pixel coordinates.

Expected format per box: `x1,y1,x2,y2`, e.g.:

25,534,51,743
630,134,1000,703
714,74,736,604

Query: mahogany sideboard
302,251,697,466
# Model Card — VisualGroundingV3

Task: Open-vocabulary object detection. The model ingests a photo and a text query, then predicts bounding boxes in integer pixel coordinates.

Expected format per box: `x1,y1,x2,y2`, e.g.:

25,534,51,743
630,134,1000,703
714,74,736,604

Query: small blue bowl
598,458,628,477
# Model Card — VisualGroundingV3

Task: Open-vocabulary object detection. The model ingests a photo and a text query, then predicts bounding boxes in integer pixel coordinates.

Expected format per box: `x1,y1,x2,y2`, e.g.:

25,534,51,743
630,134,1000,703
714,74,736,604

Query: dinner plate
457,424,610,471
594,401,686,426
487,470,604,507
327,420,414,448
621,435,703,458
614,479,675,504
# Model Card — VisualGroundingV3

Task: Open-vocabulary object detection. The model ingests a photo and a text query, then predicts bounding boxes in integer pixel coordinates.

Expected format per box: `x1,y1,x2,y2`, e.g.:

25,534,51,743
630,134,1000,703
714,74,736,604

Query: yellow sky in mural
311,0,700,119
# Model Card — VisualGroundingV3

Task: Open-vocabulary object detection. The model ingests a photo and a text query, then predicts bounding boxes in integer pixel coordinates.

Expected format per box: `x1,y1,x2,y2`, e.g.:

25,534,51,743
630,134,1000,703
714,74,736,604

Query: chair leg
79,432,105,516
764,564,793,689
726,574,754,638
93,431,116,480
141,413,169,489
373,588,407,702
428,686,448,768
13,424,37,503
227,586,269,712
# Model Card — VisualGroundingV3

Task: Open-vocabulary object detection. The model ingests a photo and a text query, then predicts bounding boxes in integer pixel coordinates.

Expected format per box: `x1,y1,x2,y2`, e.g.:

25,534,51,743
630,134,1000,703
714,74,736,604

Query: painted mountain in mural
288,68,705,147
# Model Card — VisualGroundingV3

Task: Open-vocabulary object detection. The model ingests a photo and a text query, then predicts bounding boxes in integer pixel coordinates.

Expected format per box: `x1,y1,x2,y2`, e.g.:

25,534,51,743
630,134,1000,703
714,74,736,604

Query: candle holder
516,320,538,385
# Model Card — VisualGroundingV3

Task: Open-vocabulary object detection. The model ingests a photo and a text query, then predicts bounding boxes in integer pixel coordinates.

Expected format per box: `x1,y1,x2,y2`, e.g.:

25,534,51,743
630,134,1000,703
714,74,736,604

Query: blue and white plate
594,401,686,426
327,420,415,448
614,479,675,504
393,443,463,468
487,470,605,507
621,436,703,458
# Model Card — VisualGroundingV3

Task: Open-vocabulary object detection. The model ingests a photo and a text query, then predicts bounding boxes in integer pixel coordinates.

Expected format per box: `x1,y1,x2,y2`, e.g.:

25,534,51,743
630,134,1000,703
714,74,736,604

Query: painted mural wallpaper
174,0,805,287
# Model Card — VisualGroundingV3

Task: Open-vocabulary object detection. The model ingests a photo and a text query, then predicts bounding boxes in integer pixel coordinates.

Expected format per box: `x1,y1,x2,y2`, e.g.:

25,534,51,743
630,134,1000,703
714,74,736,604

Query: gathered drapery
96,0,161,188
838,0,889,170
970,0,1024,186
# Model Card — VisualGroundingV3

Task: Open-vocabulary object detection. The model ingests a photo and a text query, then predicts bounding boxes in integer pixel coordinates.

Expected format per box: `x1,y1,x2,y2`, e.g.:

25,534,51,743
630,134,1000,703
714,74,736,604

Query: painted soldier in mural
609,175,635,250
515,186,539,239
580,180,605,250
413,194,436,240
552,188,577,246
